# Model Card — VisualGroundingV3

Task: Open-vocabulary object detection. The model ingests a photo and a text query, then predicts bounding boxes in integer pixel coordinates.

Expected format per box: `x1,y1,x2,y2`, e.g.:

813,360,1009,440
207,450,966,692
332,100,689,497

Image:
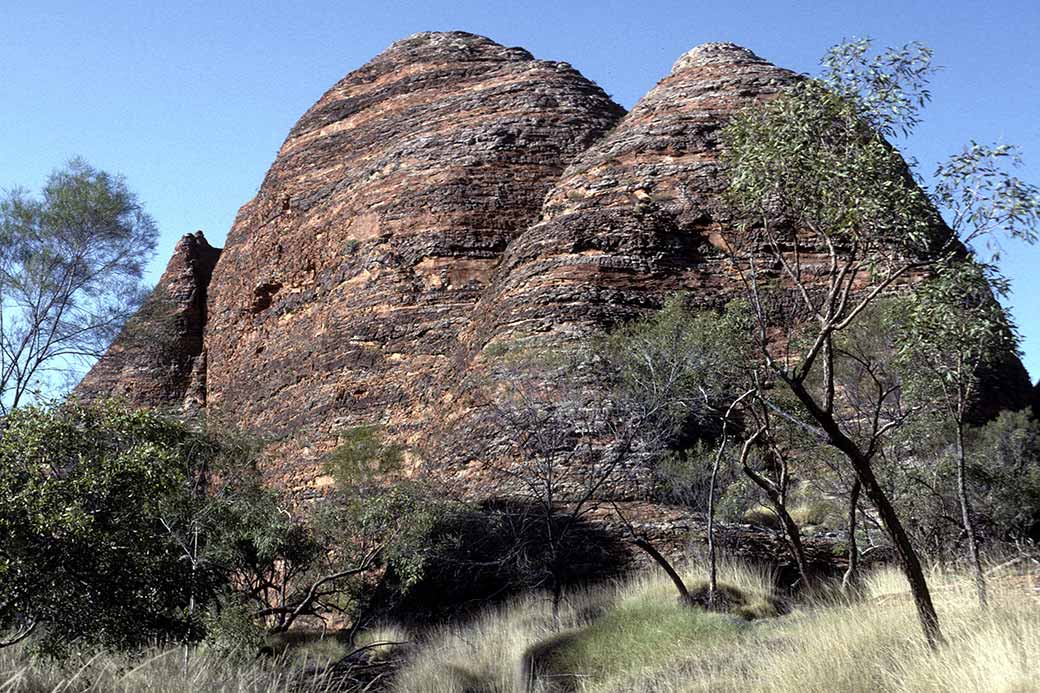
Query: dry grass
743,499,839,530
0,644,340,692
393,559,778,692
391,587,603,692
0,623,408,692
395,560,1040,693
742,503,783,528
3,562,1036,691
579,564,1040,693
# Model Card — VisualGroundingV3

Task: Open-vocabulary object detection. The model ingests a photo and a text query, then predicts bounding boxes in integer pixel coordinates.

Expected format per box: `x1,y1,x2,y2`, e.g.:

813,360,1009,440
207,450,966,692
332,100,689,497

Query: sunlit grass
0,644,339,692
396,559,1040,693
3,561,1036,692
394,558,776,692
578,564,1040,693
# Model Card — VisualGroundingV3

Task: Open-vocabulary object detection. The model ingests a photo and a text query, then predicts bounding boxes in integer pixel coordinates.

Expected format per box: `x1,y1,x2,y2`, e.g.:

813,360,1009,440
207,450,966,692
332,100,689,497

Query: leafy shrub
0,401,211,654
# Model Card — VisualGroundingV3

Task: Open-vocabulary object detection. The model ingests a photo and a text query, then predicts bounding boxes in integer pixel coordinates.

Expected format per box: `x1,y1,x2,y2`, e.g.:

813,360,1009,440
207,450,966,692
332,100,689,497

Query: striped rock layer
78,34,1034,493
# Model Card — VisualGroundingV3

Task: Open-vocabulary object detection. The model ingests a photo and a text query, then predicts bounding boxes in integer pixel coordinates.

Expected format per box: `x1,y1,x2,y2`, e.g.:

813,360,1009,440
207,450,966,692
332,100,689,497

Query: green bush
0,401,211,654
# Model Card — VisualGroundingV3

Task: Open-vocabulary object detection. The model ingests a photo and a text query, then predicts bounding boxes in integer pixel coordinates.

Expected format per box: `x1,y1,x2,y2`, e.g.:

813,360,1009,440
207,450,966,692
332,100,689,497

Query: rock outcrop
459,44,793,364
77,230,220,410
78,33,1035,496
195,32,625,488
448,44,796,420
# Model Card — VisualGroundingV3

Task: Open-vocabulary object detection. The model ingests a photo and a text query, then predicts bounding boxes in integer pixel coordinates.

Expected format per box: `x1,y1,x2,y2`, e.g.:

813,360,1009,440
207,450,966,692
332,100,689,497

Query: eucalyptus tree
0,158,156,413
900,263,1019,607
721,39,1039,647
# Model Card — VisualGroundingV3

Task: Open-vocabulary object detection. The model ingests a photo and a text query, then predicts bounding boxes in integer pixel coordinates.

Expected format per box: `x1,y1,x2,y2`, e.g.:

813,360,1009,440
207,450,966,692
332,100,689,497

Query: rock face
77,230,220,410
200,32,624,487
424,43,802,494
79,34,1035,494
457,43,794,374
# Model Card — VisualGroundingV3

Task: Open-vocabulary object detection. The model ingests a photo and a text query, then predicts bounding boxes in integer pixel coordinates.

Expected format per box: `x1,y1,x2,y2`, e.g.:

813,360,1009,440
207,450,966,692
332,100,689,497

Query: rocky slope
77,230,220,410
77,33,1034,496
196,32,624,488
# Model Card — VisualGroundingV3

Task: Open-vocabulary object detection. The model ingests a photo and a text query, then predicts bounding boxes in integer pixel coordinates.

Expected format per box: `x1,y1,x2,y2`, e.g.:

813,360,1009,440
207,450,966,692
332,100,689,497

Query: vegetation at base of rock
3,560,1038,692
392,561,1040,693
0,401,456,655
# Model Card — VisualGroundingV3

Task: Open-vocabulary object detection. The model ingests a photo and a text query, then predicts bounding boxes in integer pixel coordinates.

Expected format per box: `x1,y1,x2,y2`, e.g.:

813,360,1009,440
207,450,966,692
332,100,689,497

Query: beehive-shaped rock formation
78,34,1034,493
458,43,794,369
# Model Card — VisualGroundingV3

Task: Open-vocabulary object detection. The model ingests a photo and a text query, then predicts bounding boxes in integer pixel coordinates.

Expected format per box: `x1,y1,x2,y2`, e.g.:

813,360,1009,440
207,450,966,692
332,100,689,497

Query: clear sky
1,0,1037,380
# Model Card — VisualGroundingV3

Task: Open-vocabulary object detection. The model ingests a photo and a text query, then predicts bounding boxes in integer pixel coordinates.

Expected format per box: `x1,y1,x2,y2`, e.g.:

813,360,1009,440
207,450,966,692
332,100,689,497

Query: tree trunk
704,389,751,607
707,440,724,604
842,478,862,595
956,420,987,607
772,494,812,590
741,467,813,590
633,536,691,604
858,464,944,647
788,380,944,648
550,573,563,628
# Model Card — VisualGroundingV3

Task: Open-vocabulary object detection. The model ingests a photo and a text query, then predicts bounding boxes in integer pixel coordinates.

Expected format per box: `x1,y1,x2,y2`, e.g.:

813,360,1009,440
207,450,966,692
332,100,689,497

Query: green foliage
656,441,731,508
202,600,268,659
819,38,935,137
900,261,1018,414
883,408,1040,551
933,142,1040,258
319,424,458,615
0,159,158,411
969,410,1040,541
0,402,470,655
0,401,202,653
596,295,753,447
722,47,939,266
0,400,319,655
323,425,403,489
308,479,452,610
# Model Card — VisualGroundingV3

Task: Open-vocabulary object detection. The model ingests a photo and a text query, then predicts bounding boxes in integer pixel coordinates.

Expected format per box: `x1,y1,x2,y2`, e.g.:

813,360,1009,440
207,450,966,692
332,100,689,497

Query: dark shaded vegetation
372,499,628,626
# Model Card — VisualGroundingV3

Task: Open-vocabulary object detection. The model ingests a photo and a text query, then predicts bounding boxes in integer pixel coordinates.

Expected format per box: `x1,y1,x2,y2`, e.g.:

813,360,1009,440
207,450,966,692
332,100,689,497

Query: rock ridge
77,230,221,411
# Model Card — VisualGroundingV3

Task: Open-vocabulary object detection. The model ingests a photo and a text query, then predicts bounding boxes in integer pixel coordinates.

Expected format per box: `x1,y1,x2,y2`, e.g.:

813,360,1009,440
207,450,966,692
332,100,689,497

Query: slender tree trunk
705,390,751,606
707,440,724,604
773,494,812,590
549,574,565,624
955,419,987,607
842,478,862,595
787,380,944,648
547,533,564,629
184,526,199,674
741,467,813,590
633,536,692,604
550,573,563,628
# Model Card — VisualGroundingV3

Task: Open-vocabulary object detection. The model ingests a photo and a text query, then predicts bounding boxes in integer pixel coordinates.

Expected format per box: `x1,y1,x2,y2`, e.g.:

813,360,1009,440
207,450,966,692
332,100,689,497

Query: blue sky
1,0,1037,380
